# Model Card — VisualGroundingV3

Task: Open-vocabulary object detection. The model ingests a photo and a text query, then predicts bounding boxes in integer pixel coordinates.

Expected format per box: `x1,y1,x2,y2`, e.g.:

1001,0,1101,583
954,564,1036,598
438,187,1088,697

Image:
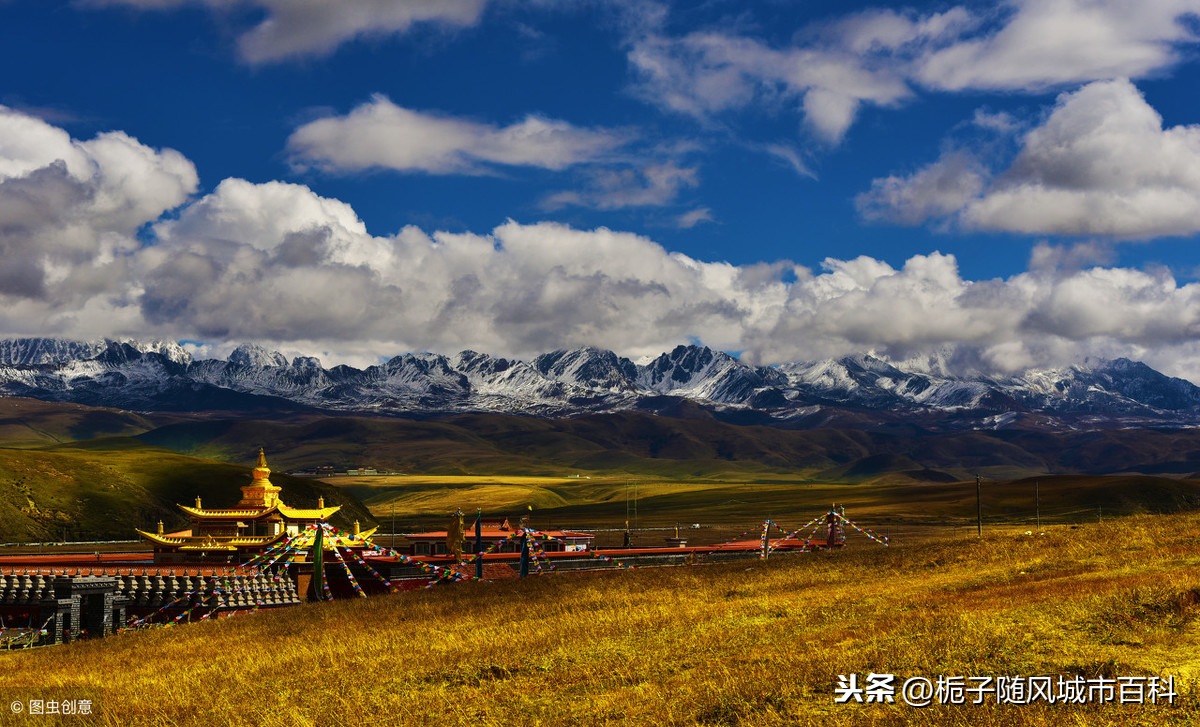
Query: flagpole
312,523,325,601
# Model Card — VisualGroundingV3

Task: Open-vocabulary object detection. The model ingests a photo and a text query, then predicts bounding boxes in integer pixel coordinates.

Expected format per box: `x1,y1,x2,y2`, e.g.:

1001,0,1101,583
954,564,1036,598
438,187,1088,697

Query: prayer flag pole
519,529,529,578
312,524,325,601
475,509,483,580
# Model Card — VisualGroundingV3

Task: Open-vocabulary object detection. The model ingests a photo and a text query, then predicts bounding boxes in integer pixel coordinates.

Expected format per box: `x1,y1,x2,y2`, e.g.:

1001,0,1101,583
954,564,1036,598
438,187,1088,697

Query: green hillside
129,409,1200,483
0,445,373,542
0,397,156,448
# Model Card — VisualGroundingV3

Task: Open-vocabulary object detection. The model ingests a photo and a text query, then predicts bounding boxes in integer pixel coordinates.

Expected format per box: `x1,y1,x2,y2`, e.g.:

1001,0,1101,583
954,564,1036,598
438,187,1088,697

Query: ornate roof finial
318,496,325,509
195,496,202,509
157,520,164,534
252,448,272,482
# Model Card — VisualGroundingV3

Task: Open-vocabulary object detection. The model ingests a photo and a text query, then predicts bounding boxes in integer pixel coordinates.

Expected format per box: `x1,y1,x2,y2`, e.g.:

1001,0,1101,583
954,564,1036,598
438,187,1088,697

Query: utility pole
390,501,395,550
1035,480,1040,529
975,474,983,537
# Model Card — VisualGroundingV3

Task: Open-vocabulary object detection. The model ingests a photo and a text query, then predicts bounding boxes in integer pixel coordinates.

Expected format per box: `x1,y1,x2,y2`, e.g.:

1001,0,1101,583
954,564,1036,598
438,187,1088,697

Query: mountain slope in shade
2,337,1200,429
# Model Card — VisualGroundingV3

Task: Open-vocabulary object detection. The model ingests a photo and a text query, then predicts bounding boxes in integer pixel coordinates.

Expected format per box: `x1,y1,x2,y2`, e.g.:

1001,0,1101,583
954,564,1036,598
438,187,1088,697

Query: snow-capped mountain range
3,337,1200,429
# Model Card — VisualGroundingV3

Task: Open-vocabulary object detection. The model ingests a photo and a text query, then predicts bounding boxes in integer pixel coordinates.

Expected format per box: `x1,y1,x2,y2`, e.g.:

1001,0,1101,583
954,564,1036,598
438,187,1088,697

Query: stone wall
1,569,302,644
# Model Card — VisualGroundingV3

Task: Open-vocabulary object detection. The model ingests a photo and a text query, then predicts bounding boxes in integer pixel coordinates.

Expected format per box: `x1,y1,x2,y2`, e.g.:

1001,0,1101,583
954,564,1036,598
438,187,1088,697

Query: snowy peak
370,353,471,398
119,339,192,366
0,338,106,366
229,343,288,368
1009,358,1200,412
534,347,638,393
0,337,191,366
452,350,514,378
452,350,571,401
637,345,787,403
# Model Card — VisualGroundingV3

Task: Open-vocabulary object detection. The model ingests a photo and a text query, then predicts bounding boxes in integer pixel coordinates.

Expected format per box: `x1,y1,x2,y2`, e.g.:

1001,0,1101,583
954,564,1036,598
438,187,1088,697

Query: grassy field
1,511,1197,726
332,472,1200,548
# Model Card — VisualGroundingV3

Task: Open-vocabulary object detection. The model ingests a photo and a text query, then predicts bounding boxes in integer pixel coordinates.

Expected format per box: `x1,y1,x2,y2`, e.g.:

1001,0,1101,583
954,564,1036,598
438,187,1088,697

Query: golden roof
136,530,285,548
277,503,341,520
178,504,281,519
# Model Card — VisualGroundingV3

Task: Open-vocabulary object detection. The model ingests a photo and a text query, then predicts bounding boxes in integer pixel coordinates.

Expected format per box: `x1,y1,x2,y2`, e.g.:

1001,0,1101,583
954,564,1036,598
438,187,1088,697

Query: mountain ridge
2,337,1200,430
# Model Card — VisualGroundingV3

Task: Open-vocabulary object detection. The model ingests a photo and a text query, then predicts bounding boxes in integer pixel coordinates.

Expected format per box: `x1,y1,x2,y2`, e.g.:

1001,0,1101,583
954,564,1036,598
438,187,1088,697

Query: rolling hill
0,444,373,542
5,399,1200,541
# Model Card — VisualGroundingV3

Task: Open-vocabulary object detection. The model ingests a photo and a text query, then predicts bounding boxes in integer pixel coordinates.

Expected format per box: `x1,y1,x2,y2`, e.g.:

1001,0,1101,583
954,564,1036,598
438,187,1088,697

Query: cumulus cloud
858,151,989,226
747,250,1200,382
0,105,197,305
861,79,1200,238
64,180,1200,379
85,0,487,64
915,0,1200,92
7,107,1200,379
287,95,628,175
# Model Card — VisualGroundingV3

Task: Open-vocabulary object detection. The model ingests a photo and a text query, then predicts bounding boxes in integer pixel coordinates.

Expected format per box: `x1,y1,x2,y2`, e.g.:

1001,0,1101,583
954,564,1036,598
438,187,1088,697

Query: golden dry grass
1,513,1198,726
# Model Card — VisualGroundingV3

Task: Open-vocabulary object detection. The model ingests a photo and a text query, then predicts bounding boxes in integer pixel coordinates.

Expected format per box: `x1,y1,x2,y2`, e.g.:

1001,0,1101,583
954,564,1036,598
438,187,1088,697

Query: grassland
333,472,1200,548
1,511,1198,726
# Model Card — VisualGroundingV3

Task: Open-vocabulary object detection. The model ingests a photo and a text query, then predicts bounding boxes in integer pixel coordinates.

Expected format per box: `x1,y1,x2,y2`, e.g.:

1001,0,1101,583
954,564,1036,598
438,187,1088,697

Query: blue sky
3,1,1200,379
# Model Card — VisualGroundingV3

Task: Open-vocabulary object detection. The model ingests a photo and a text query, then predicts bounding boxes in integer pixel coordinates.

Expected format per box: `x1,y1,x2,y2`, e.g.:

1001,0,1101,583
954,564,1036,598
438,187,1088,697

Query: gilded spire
239,447,282,509
252,448,271,481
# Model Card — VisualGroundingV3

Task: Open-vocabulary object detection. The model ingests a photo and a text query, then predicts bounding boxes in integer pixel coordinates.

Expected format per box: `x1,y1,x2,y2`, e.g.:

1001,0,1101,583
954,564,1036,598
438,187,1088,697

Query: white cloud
85,0,488,64
0,105,196,304
152,178,386,268
676,207,713,229
7,109,1200,379
916,0,1200,92
627,23,918,143
862,79,1200,238
541,161,698,210
760,143,816,179
857,151,988,225
287,95,627,175
626,1,1200,144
